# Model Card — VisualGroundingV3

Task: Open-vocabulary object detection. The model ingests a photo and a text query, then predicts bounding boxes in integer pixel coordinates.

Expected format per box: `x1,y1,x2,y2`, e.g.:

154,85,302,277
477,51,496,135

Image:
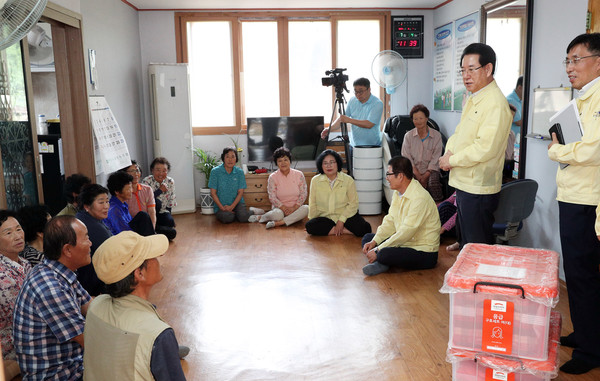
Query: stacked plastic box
440,244,561,380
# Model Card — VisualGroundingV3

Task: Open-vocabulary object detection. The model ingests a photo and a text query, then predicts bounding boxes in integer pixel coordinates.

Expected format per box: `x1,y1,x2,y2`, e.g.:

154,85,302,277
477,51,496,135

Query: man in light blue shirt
321,77,384,147
506,76,523,137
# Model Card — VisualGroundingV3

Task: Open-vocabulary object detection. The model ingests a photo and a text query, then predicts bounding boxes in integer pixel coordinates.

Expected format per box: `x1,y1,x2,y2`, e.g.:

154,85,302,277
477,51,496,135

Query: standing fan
0,0,49,51
371,50,408,94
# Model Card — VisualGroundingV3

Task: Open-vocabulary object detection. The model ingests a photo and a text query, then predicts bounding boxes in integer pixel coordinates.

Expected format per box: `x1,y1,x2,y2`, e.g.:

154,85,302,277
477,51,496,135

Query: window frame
175,11,391,136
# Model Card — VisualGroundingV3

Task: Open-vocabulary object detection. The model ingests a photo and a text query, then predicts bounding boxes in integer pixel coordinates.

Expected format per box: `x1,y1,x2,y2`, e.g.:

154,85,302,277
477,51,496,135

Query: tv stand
244,170,318,209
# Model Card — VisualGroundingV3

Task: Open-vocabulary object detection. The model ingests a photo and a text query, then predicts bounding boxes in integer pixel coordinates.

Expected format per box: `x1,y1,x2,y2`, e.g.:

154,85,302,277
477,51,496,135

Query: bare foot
446,242,460,251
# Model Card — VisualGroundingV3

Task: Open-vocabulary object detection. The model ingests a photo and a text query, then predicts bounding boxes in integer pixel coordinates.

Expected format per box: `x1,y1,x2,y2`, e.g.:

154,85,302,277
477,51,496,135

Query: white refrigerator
148,63,196,214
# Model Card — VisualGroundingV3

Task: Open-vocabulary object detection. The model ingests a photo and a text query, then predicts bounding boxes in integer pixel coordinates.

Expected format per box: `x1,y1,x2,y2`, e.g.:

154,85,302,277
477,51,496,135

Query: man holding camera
321,77,384,148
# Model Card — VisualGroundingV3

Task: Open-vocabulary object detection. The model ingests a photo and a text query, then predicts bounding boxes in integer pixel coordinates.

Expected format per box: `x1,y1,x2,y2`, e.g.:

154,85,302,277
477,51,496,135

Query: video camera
321,68,349,94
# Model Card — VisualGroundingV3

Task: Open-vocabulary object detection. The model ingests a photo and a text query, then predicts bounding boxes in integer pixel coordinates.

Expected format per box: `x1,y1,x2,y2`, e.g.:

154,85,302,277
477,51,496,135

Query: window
176,12,389,135
288,20,332,119
242,21,280,118
187,21,235,127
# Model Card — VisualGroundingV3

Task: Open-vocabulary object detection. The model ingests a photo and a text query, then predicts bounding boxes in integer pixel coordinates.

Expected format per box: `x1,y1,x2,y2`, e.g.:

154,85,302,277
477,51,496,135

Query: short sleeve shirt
0,255,31,360
13,259,91,380
208,164,247,212
345,94,384,147
125,183,156,217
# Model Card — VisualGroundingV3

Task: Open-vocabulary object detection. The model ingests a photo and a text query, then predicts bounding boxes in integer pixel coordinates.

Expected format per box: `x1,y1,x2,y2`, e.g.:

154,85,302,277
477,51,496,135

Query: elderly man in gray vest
83,231,186,380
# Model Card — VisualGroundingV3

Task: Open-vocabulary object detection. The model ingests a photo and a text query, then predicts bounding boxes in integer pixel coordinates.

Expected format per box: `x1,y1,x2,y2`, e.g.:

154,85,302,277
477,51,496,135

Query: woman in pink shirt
256,147,309,229
401,104,444,202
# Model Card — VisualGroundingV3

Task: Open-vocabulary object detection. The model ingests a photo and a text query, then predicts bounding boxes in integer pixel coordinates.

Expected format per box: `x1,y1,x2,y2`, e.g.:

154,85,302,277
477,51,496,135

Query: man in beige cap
82,231,186,380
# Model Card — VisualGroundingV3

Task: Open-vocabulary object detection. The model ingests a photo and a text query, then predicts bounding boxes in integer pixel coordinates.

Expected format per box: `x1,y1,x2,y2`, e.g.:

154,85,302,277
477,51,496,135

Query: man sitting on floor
361,156,440,276
83,231,186,380
13,215,92,380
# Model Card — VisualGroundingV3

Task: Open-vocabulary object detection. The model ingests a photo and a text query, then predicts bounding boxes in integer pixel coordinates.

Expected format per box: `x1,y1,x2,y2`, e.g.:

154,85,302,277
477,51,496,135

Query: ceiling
124,0,453,11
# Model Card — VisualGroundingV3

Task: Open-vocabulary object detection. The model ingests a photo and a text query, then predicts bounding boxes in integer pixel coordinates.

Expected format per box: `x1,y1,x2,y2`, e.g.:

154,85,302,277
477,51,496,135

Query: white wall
513,0,588,275
388,10,434,117
80,0,145,182
430,0,484,138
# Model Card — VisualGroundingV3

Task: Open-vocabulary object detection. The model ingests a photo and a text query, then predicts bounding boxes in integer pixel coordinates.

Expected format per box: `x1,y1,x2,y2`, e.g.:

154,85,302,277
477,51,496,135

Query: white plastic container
353,146,383,215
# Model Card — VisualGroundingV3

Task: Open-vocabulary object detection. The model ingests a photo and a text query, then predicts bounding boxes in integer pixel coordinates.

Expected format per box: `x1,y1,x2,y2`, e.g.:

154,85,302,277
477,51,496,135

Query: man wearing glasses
547,33,600,375
439,43,511,248
321,77,384,148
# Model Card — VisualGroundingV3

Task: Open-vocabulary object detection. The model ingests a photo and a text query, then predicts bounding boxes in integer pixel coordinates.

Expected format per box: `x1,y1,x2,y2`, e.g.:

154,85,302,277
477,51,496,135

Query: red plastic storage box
448,311,561,381
440,244,559,361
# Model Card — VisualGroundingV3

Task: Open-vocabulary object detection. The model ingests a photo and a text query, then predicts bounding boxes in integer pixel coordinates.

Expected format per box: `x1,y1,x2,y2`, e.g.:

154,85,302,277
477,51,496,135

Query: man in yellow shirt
361,156,440,276
439,43,511,247
547,33,600,375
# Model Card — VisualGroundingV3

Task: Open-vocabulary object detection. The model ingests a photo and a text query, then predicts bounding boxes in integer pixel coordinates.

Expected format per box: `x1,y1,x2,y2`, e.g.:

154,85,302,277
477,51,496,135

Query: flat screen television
246,116,326,163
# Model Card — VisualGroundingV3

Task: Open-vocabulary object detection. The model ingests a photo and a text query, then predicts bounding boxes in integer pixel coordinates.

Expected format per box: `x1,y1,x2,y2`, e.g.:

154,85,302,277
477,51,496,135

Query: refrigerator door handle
150,74,160,141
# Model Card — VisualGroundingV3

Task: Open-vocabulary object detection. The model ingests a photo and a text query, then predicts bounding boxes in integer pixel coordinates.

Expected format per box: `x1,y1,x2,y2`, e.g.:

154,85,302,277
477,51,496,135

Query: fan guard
0,0,49,51
371,50,408,94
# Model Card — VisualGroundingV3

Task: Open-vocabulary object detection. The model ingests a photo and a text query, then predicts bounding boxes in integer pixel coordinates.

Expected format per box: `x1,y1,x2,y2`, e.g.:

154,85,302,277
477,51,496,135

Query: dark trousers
216,202,252,224
129,211,155,236
559,202,600,365
361,233,438,270
154,199,176,240
305,213,371,237
455,189,499,247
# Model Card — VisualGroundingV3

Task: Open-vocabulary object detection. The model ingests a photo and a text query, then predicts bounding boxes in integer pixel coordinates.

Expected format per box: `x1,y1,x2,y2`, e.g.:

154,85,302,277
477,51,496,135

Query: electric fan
0,0,49,51
371,50,408,94
27,24,53,67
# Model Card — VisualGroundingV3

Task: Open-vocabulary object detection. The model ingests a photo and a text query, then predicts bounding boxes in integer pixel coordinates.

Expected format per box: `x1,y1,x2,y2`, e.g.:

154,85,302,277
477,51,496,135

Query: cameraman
321,77,384,148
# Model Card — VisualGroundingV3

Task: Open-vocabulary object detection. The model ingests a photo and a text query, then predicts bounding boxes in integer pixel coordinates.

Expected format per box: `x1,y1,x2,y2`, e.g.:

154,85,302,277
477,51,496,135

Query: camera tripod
326,86,353,177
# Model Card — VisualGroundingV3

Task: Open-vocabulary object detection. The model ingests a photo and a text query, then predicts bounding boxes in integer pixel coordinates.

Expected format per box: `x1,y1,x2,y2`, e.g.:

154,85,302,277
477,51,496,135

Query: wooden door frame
41,3,95,179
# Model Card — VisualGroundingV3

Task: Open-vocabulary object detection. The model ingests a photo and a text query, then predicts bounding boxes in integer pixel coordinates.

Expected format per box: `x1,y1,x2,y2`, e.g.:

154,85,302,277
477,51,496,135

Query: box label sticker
482,299,514,355
485,368,515,381
476,264,526,279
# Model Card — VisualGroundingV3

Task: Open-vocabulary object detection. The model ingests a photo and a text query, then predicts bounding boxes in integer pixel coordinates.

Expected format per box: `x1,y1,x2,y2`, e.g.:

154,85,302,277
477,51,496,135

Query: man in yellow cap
82,231,186,380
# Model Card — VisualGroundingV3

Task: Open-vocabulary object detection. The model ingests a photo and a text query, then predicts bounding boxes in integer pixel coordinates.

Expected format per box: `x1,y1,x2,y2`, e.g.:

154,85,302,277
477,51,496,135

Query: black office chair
492,179,538,244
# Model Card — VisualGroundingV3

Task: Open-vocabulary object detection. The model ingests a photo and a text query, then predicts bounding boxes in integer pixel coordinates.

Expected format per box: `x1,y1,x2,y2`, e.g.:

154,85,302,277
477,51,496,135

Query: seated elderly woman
142,157,177,239
257,147,309,229
305,149,371,236
401,104,444,202
0,210,31,380
209,147,264,224
16,205,51,266
75,184,112,296
105,171,154,237
57,174,91,216
120,160,157,229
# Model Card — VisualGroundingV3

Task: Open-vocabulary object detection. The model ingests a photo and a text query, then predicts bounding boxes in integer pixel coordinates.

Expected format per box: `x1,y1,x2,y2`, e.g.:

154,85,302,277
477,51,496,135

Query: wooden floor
151,212,600,381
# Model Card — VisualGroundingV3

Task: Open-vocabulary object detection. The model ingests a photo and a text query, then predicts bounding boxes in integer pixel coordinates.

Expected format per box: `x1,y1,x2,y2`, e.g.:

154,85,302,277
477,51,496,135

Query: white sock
248,215,259,223
266,221,276,229
249,207,265,215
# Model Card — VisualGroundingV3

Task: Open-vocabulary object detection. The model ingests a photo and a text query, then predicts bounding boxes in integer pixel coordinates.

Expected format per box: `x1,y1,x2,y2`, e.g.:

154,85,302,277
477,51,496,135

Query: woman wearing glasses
120,160,157,230
401,104,444,202
305,149,371,236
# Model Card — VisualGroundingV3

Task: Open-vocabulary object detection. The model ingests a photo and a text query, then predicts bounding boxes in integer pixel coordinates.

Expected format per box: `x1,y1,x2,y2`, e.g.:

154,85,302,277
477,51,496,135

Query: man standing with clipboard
547,32,600,375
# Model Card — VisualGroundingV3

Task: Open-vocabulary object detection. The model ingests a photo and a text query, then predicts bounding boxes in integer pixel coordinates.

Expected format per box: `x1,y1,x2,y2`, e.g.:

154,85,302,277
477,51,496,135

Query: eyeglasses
354,88,369,95
126,168,140,174
385,172,396,177
323,160,337,167
457,66,483,76
562,55,600,67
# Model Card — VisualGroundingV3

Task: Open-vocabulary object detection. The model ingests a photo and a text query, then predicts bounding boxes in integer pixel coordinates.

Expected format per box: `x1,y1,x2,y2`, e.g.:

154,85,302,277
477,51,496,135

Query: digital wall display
392,16,424,59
